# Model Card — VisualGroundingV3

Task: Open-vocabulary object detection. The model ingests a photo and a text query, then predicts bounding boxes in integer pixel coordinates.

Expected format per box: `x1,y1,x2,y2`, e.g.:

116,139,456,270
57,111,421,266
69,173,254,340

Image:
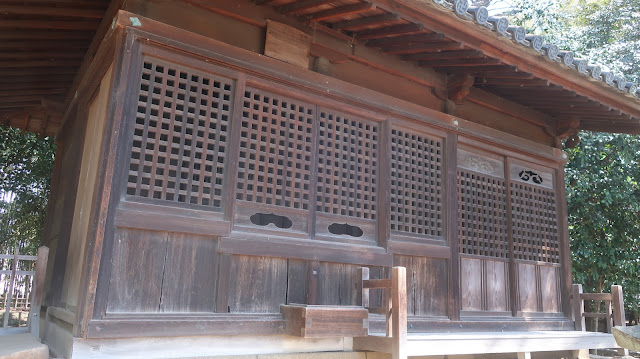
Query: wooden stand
280,304,368,338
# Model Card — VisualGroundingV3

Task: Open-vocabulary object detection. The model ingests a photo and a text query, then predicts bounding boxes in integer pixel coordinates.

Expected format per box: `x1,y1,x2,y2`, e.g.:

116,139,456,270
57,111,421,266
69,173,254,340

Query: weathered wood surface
264,20,311,69
37,8,593,342
280,304,368,338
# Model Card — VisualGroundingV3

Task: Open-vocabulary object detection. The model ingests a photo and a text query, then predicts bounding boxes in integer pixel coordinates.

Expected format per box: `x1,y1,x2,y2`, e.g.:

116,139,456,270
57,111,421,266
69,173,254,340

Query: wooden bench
353,266,624,359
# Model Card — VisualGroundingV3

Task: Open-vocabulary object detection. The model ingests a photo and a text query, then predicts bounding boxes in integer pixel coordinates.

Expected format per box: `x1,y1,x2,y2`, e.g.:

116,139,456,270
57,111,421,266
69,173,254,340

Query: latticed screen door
456,147,562,314
389,126,444,242
127,57,232,210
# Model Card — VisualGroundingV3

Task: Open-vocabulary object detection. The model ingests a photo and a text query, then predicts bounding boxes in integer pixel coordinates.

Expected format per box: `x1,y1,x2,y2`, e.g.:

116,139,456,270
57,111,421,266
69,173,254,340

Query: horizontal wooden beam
0,20,99,30
0,75,75,84
0,95,57,104
476,72,535,79
0,40,90,50
0,30,94,40
0,82,70,90
0,5,105,18
475,79,550,86
277,0,334,14
0,102,42,109
0,51,85,60
355,23,424,40
366,33,445,47
0,68,78,77
0,89,67,97
427,58,502,67
441,65,517,73
0,60,81,68
466,87,552,127
402,49,481,61
307,3,375,21
332,13,400,31
387,41,463,55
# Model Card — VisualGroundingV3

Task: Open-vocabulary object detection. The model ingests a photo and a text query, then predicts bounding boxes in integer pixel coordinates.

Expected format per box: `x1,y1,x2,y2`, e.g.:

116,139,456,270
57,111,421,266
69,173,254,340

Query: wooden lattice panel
457,170,508,258
510,183,560,263
316,109,378,220
236,87,314,209
390,128,443,237
127,58,232,209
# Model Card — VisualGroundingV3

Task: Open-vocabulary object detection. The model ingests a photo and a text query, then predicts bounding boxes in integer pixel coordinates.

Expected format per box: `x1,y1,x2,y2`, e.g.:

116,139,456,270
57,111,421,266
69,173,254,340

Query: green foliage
0,126,56,254
504,0,640,80
565,132,640,309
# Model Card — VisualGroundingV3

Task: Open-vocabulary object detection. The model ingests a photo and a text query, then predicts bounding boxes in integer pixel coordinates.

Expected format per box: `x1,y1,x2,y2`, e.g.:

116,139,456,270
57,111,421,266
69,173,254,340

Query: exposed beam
466,87,553,127
0,5,105,18
0,68,78,77
474,72,535,79
367,0,640,120
366,33,445,47
307,3,375,21
402,49,481,61
0,20,99,30
426,58,502,67
0,40,90,50
0,60,81,68
0,82,71,90
386,41,463,55
475,78,550,86
332,13,400,31
0,52,85,60
0,75,75,84
277,0,335,15
0,89,67,97
355,23,424,40
0,31,94,41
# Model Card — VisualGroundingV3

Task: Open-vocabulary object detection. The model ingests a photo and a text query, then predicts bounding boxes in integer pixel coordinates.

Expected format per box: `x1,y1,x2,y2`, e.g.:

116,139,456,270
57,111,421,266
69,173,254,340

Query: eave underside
1,0,640,136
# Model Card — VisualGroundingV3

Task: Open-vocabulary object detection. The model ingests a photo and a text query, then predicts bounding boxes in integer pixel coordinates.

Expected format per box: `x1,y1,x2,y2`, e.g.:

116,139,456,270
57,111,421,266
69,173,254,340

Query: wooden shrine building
2,0,640,358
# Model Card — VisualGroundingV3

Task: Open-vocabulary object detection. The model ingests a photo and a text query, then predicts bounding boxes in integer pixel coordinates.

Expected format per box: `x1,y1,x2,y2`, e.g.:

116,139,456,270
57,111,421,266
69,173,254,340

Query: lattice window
390,128,443,236
457,170,508,258
510,183,559,263
236,88,314,209
316,110,378,219
127,58,232,208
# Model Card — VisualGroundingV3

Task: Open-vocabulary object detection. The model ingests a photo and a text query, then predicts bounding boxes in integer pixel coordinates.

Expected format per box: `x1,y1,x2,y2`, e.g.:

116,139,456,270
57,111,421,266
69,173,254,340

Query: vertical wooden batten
446,132,460,320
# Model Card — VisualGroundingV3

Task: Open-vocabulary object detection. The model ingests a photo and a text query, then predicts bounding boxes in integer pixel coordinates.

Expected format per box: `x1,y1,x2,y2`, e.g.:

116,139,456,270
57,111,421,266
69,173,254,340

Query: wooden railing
1,246,48,332
571,283,626,333
358,266,407,359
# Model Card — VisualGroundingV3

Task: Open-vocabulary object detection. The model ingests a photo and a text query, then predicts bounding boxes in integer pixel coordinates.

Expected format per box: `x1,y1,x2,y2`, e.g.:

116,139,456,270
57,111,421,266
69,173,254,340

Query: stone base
0,333,48,359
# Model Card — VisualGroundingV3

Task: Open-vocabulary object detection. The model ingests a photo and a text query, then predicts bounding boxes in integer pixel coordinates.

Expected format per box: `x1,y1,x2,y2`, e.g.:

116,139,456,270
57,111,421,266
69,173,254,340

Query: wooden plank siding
43,7,576,340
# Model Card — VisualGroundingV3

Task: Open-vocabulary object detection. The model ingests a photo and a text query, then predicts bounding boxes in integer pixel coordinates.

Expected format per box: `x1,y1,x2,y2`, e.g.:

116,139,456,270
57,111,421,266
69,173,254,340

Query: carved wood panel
389,127,443,238
127,57,232,209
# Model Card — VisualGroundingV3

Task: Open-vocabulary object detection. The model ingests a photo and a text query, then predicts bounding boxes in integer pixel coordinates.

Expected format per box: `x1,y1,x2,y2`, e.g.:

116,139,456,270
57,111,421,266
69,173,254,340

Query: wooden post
611,285,625,327
572,284,585,331
2,246,19,328
29,246,49,338
611,285,629,356
605,299,613,333
392,267,407,359
358,267,370,309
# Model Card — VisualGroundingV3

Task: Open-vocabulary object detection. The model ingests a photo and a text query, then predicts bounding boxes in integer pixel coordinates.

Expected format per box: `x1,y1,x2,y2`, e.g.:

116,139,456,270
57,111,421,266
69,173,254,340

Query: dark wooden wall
83,32,566,326
48,3,576,339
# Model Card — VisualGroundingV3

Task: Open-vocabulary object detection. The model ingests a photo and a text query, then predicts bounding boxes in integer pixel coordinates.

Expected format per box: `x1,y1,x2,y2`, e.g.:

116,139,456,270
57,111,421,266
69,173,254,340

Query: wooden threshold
87,315,285,338
355,331,619,356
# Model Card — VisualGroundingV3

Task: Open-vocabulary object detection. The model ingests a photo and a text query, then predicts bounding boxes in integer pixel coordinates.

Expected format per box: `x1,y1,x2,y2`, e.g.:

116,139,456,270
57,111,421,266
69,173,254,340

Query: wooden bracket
432,73,475,115
555,118,580,139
